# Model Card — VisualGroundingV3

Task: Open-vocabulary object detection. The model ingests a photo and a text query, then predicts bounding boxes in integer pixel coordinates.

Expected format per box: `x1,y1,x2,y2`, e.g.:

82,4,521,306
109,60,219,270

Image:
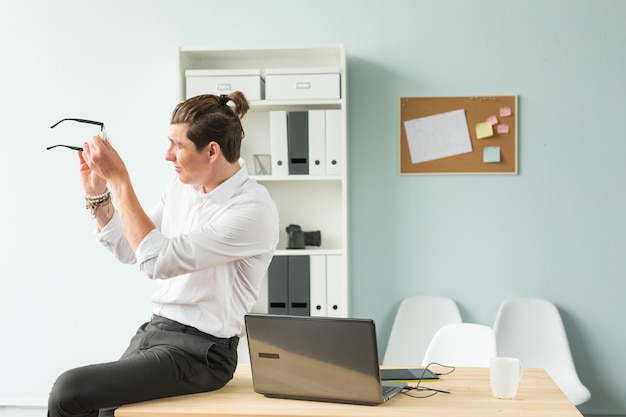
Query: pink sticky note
496,124,509,134
486,115,498,125
499,107,512,117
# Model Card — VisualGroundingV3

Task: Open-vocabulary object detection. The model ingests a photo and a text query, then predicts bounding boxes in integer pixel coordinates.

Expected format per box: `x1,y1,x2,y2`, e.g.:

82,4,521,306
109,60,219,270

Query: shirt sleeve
96,196,165,266
135,197,278,280
95,210,137,264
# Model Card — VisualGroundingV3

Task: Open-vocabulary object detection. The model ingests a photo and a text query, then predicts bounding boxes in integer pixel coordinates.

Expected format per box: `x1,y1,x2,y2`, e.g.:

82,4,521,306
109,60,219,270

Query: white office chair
382,295,462,366
493,298,591,406
422,323,497,367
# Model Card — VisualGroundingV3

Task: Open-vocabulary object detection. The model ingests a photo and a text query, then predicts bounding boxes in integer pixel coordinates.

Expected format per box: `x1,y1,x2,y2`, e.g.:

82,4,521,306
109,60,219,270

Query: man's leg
48,319,238,417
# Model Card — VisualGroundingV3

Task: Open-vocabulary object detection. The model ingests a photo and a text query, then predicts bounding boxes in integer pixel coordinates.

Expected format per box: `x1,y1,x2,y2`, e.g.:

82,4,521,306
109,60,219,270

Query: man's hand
80,134,129,192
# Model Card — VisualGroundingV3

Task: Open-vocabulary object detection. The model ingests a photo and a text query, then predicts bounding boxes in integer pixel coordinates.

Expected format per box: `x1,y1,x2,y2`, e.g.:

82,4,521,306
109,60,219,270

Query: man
48,92,279,417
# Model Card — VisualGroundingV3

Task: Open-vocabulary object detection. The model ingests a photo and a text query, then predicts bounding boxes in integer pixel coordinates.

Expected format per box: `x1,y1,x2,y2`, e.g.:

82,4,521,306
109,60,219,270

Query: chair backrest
382,295,462,366
493,297,590,405
422,323,497,367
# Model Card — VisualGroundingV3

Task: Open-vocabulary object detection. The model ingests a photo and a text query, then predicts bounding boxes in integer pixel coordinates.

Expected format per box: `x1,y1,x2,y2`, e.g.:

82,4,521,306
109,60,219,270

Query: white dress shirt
96,159,279,337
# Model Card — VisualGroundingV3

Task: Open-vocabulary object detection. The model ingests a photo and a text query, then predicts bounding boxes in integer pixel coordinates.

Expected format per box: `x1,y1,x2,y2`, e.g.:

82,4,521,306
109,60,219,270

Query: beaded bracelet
85,190,110,201
85,190,112,217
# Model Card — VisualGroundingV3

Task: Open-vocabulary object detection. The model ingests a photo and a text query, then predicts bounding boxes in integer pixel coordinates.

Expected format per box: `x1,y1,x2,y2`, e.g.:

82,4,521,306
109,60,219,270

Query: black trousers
47,315,239,417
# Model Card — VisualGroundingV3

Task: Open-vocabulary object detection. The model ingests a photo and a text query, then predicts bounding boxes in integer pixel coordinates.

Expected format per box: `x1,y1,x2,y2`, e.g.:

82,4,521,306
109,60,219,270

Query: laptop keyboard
382,385,398,396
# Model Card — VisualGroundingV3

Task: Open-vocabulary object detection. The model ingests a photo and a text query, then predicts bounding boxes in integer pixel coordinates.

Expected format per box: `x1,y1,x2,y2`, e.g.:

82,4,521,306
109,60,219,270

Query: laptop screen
244,314,404,405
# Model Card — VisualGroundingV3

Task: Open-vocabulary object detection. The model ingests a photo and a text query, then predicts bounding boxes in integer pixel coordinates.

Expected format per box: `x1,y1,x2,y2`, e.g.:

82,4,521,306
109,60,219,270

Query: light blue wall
0,1,624,416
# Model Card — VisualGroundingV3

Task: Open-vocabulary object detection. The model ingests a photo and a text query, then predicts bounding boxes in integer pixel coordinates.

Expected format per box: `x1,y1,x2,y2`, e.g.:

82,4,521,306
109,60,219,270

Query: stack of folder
268,254,344,317
270,110,342,176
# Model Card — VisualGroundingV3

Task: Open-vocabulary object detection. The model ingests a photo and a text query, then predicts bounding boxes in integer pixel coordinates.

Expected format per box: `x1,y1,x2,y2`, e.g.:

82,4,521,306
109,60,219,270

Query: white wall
0,1,624,416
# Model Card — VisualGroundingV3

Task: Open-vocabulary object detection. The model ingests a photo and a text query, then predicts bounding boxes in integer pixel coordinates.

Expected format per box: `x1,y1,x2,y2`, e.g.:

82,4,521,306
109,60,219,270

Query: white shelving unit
177,44,348,318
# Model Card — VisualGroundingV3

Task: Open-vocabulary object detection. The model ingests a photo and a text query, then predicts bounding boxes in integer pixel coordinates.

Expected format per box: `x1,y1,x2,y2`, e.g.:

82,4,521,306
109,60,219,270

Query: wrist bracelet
85,190,110,200
85,191,112,217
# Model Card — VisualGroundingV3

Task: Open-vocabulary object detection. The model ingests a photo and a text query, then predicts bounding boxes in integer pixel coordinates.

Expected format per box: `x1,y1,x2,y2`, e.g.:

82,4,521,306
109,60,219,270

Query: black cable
400,362,455,399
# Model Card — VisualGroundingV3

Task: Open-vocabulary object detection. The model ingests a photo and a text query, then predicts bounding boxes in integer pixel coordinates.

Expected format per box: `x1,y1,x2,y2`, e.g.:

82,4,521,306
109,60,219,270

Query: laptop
244,314,407,406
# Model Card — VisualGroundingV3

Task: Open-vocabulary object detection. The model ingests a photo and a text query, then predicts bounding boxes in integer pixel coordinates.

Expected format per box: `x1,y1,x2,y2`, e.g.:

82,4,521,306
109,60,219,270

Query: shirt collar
196,158,248,203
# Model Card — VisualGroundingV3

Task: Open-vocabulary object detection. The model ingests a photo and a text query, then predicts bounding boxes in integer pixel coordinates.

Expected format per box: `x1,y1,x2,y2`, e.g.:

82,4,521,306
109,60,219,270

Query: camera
286,224,321,249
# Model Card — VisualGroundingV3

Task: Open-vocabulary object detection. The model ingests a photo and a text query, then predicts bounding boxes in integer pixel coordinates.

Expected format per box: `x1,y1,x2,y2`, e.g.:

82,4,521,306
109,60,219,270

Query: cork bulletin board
400,96,518,174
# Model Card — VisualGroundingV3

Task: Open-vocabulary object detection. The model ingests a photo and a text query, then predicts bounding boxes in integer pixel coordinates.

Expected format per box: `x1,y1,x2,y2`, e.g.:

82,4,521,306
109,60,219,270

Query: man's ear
207,141,220,158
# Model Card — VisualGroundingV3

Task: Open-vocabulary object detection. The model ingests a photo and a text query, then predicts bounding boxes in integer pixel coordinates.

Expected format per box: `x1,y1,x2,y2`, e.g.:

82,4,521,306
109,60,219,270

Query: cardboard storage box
185,69,264,100
265,67,340,100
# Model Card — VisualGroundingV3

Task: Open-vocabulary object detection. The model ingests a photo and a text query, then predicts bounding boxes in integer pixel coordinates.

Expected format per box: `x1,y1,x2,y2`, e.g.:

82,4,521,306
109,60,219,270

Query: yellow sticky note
476,122,494,139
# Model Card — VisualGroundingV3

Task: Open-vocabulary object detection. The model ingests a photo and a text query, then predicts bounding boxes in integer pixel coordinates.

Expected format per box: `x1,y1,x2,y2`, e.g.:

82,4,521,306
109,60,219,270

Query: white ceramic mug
489,357,523,399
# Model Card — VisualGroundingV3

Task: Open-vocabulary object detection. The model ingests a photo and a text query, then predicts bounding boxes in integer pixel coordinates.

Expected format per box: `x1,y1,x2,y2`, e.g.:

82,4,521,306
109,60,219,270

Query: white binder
325,109,342,175
309,255,328,316
308,110,326,176
269,111,289,176
326,255,345,317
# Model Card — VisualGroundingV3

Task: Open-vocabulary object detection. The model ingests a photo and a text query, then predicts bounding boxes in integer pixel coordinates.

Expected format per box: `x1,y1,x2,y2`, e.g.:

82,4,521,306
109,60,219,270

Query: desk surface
115,365,583,417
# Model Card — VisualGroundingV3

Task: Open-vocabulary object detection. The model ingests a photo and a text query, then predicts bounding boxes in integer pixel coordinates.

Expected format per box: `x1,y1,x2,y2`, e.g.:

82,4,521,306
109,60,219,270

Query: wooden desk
115,365,583,417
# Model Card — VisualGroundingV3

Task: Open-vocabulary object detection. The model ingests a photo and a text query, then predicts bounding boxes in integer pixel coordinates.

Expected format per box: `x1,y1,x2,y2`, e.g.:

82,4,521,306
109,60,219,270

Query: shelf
274,248,344,257
252,175,343,182
249,100,342,112
179,44,345,71
178,44,348,319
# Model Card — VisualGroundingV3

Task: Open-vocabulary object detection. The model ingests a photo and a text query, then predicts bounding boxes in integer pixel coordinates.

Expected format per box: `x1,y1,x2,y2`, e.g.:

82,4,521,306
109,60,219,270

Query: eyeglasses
47,118,107,151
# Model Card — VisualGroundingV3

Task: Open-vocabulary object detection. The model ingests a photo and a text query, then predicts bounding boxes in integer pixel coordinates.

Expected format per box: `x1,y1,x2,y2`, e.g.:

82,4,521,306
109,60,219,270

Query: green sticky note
483,146,501,163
